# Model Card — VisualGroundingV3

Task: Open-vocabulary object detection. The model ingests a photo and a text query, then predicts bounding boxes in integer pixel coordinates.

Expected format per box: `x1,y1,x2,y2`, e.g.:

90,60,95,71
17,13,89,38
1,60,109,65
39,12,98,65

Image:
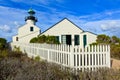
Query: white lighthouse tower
12,9,40,43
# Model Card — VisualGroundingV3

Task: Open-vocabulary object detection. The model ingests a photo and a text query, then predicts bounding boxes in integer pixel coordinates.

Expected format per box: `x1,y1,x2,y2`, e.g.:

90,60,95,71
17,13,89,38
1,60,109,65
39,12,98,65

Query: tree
30,35,59,44
95,34,120,59
46,36,59,44
96,34,110,44
30,37,38,43
38,35,46,43
0,38,7,49
111,36,120,44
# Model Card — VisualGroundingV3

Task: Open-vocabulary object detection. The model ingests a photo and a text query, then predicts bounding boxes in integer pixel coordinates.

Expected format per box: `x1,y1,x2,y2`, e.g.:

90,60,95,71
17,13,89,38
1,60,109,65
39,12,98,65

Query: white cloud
100,20,120,31
13,21,21,28
0,6,26,24
0,25,11,32
11,0,64,5
11,0,46,4
82,20,120,37
101,24,108,30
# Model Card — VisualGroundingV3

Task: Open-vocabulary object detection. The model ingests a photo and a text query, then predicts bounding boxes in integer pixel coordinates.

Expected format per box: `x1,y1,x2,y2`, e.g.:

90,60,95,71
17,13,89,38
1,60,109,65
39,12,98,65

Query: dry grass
1,50,120,80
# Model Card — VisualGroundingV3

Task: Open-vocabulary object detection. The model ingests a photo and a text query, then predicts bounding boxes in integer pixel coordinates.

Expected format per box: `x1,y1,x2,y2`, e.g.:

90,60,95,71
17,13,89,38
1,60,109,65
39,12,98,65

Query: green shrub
13,46,21,52
34,56,40,61
93,34,120,59
0,49,8,58
30,35,60,44
110,44,120,59
46,35,59,44
30,37,38,43
8,51,26,58
0,38,7,50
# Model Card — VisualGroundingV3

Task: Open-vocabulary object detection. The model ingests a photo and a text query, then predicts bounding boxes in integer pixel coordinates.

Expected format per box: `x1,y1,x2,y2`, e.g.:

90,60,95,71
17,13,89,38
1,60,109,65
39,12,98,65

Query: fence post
107,45,110,68
48,49,50,61
70,46,74,69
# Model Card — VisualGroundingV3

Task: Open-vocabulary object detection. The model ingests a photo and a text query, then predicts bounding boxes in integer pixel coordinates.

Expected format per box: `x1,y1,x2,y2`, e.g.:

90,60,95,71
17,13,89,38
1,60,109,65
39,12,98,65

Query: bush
29,37,38,43
110,44,120,59
1,50,120,80
1,56,120,80
0,38,7,50
13,46,21,52
0,49,8,58
30,35,60,44
94,34,120,59
34,56,40,61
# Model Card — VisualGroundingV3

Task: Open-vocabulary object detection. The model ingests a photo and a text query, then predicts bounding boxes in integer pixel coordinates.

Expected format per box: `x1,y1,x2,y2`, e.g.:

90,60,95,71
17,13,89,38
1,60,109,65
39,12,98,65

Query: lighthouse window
30,27,34,31
16,37,18,41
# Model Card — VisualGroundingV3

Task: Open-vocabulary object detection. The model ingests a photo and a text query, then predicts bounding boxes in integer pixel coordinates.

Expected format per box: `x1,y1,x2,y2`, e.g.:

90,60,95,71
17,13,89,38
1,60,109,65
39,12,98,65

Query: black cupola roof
25,9,37,22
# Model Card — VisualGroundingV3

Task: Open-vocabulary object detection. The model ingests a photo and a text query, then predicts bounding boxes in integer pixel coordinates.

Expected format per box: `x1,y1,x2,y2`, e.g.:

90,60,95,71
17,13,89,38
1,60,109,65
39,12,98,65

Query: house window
30,27,34,31
61,35,66,44
74,35,80,45
83,35,87,47
61,35,71,45
16,37,18,41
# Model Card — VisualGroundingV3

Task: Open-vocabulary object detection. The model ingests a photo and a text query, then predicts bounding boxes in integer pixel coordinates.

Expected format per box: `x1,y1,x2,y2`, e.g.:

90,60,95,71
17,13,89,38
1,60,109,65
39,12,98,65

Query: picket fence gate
10,42,110,71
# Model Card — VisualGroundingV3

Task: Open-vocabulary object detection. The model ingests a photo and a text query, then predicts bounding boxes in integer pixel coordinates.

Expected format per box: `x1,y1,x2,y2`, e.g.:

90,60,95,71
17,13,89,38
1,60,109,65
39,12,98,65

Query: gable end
41,18,84,35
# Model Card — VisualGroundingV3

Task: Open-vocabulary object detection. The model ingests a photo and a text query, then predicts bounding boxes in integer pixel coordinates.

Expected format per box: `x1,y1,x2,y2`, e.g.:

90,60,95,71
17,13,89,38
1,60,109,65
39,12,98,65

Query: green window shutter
56,36,59,41
56,36,59,44
74,35,80,45
83,35,87,47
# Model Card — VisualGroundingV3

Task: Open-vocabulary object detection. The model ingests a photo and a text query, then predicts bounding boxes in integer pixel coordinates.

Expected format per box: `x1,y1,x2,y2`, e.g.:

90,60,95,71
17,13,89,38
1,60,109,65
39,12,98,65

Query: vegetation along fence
10,42,110,71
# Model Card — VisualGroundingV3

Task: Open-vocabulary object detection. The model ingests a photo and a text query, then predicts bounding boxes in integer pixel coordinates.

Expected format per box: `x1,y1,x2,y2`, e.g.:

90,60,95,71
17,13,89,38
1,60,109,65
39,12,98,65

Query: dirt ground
111,58,120,69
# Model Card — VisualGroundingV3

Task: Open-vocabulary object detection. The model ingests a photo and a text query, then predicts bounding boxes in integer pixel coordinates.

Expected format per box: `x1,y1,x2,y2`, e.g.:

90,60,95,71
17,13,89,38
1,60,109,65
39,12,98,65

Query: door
66,35,71,45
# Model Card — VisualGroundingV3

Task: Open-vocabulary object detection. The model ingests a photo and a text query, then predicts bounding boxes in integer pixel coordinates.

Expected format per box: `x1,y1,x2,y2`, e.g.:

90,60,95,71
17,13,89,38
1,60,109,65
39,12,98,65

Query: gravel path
111,58,120,69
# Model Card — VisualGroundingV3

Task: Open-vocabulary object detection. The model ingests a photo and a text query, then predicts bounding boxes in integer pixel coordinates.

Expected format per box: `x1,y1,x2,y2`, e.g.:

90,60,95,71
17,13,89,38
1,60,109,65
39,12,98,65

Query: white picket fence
10,42,110,71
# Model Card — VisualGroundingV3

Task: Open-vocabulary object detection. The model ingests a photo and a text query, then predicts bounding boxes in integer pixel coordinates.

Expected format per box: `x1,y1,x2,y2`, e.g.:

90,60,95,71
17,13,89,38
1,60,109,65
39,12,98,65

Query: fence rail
10,42,110,71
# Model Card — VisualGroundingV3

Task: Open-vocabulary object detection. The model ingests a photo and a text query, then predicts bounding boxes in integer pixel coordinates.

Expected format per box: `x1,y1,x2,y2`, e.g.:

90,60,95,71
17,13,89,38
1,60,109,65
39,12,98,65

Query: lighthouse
12,9,40,43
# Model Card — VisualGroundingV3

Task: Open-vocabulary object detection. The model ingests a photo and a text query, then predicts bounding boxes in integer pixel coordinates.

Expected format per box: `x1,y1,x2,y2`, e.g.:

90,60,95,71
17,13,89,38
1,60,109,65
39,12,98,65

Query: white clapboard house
41,18,97,47
12,9,97,47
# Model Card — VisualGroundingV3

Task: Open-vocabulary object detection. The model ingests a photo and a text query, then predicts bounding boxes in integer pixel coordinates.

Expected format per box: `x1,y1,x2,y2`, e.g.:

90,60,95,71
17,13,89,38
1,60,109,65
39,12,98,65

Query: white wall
18,31,40,43
18,24,40,36
42,19,83,36
12,35,18,42
12,20,40,43
81,32,97,46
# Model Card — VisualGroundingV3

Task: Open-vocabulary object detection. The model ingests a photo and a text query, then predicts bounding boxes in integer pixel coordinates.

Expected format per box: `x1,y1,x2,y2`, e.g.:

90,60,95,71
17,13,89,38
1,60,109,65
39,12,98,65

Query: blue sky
0,0,120,42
